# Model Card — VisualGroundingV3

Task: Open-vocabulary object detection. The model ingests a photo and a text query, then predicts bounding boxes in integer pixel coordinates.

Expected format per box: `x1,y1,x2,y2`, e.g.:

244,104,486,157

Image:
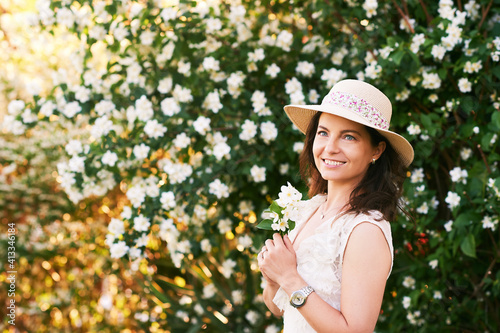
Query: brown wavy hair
299,112,409,222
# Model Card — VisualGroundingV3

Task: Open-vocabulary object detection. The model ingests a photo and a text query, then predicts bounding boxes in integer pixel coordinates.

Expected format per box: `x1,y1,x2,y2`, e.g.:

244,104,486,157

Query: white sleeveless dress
272,194,394,332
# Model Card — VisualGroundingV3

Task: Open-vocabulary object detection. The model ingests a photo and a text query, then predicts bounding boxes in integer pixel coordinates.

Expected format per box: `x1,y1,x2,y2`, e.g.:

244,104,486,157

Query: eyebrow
317,125,362,136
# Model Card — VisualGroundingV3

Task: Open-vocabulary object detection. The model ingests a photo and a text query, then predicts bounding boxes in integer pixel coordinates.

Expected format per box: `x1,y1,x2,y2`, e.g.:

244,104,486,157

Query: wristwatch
289,285,314,308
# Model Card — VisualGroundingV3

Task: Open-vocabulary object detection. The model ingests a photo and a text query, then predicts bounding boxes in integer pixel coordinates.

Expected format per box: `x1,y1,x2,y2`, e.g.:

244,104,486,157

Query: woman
257,80,413,332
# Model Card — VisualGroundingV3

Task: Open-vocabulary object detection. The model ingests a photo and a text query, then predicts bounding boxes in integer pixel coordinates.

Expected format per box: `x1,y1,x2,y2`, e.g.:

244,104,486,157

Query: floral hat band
284,79,414,167
322,90,390,130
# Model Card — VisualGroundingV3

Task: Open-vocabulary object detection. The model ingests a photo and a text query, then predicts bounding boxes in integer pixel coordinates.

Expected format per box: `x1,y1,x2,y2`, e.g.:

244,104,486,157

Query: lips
323,159,346,166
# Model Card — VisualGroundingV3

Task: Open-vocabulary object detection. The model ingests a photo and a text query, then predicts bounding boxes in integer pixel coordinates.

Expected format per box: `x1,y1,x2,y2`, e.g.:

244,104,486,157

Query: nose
324,137,340,154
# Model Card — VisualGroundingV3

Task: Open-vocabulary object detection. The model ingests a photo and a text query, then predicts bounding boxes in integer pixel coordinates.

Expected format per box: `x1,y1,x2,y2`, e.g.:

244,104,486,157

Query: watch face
291,291,306,306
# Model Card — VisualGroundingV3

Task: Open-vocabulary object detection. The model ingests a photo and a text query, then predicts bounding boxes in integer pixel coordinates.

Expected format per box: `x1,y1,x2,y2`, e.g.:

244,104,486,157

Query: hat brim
284,104,414,167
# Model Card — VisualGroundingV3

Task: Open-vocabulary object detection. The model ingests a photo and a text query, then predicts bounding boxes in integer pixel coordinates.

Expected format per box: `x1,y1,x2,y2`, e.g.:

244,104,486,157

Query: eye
344,134,356,141
317,130,328,137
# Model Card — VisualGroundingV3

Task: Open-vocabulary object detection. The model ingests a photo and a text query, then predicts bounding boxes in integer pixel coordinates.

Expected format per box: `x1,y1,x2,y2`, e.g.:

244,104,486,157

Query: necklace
320,202,343,220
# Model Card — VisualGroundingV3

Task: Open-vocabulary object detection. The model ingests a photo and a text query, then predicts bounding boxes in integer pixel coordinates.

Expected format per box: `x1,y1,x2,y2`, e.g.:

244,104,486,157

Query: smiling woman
258,80,413,333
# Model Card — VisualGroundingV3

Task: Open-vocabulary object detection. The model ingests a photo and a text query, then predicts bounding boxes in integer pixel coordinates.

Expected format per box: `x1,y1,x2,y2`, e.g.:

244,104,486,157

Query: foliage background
1,0,499,332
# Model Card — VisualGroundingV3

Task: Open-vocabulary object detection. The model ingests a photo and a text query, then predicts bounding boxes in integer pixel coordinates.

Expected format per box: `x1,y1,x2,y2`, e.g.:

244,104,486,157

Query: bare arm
260,223,391,332
262,279,283,317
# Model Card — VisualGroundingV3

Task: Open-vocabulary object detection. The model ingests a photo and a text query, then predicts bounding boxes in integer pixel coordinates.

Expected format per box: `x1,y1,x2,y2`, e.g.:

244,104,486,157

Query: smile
323,159,346,166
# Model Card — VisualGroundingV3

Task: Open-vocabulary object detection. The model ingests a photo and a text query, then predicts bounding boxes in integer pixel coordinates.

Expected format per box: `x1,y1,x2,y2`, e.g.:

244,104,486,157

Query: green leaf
460,234,476,258
269,201,283,214
257,219,273,230
288,220,296,232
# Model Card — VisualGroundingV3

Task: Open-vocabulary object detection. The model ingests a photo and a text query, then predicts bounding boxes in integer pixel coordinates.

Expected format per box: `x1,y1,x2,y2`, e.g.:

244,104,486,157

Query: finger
283,234,293,249
272,233,284,247
265,239,275,249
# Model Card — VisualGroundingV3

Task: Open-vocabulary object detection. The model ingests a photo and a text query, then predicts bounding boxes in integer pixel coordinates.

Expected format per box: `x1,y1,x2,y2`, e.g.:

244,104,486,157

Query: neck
324,181,355,211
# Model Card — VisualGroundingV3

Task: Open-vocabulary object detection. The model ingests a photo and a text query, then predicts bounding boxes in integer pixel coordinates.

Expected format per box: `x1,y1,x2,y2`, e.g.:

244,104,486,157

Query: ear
372,141,386,161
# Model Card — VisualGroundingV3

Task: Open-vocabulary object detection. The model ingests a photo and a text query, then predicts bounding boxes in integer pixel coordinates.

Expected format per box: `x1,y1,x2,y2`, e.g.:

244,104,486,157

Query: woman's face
312,113,385,187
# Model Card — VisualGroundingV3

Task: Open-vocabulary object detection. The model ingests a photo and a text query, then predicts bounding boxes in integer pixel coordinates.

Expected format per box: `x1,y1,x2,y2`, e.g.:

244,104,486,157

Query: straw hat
284,79,414,167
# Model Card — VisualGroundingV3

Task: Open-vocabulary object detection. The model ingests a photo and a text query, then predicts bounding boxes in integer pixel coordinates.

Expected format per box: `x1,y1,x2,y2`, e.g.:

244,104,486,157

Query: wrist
279,274,307,295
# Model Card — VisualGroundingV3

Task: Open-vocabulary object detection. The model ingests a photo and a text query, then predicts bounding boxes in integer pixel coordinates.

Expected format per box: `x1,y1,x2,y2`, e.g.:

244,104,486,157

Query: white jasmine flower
431,45,447,61
136,233,149,248
203,283,217,298
203,91,223,113
193,116,211,135
245,310,260,325
250,165,266,182
177,60,191,76
238,235,253,249
173,133,191,149
449,167,468,183
362,0,378,17
133,143,150,160
213,142,231,161
444,220,453,232
434,291,443,299
260,121,278,143
40,100,56,117
251,90,267,114
126,185,146,208
429,259,439,269
95,100,115,116
221,259,237,278
160,191,176,210
91,115,113,138
296,61,315,77
458,78,472,93
209,179,230,199
108,218,125,235
402,296,411,309
200,239,212,253
65,140,83,156
172,84,193,103
102,151,118,167
402,276,416,289
321,68,347,88
364,62,382,80
69,156,86,173
422,72,442,89
135,95,154,121
161,97,181,116
266,63,281,78
206,17,222,33
121,206,132,220
62,101,81,118
144,119,167,139
276,30,293,51
445,191,461,209
240,120,258,141
428,94,439,103
473,126,480,134
218,218,232,234
463,60,482,73
133,214,150,232
248,48,265,62
481,216,498,230
416,202,429,214
293,142,304,153
158,77,173,94
279,163,289,175
110,241,129,259
410,33,426,54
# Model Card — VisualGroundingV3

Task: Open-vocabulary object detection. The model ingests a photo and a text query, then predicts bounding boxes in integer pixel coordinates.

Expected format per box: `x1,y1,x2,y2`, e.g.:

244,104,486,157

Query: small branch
477,144,491,174
478,0,494,30
471,258,497,298
418,0,433,24
391,0,415,34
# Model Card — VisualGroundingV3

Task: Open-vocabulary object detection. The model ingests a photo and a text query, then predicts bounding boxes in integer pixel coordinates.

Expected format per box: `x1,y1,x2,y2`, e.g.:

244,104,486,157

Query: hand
258,233,299,286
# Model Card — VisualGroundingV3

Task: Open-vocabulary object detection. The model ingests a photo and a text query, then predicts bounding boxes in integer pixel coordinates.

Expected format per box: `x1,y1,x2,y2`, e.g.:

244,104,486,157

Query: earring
371,158,376,165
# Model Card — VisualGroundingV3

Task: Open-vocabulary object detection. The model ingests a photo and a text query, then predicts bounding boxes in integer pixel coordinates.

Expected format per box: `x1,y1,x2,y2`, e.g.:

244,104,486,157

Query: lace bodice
272,195,394,332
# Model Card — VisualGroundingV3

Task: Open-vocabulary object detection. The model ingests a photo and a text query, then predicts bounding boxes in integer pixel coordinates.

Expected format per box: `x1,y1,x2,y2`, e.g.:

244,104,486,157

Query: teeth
324,159,345,166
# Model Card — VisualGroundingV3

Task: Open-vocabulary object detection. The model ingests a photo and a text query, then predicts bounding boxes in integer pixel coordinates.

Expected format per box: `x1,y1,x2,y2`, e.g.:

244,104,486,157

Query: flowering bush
3,0,500,331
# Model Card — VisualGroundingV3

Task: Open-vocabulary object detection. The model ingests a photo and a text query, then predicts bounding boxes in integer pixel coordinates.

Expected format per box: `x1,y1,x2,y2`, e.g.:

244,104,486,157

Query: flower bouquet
257,182,302,236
